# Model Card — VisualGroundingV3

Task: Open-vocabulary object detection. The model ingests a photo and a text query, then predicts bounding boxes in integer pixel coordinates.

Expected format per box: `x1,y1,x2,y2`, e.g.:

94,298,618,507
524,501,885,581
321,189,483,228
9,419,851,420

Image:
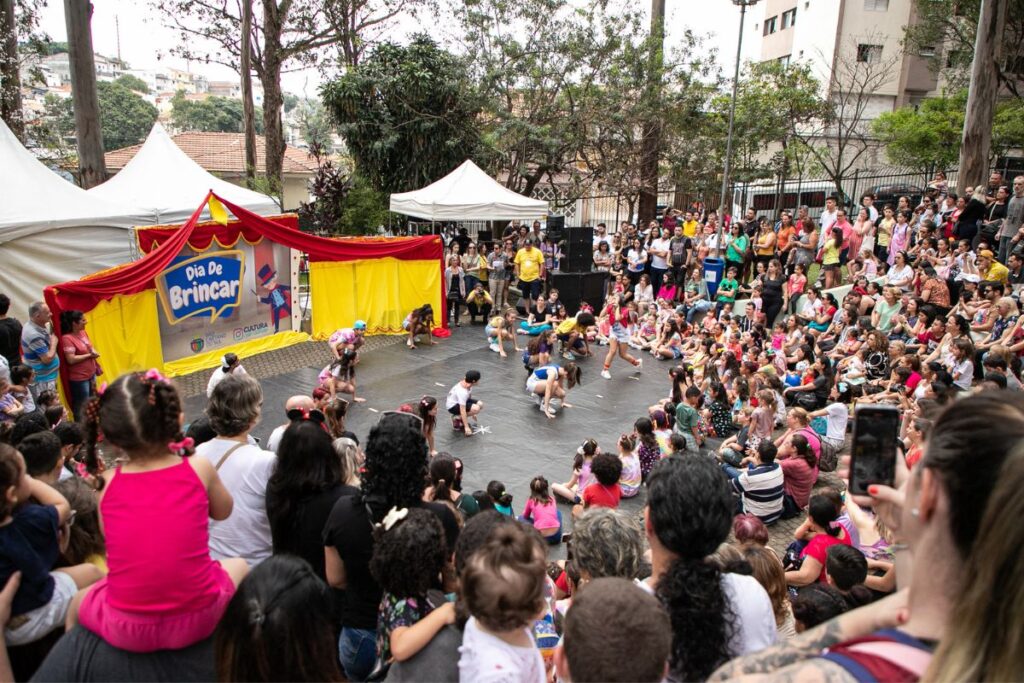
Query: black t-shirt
31,627,214,682
322,495,459,630
0,317,22,367
268,483,358,581
669,237,691,267
813,374,831,403
762,276,785,301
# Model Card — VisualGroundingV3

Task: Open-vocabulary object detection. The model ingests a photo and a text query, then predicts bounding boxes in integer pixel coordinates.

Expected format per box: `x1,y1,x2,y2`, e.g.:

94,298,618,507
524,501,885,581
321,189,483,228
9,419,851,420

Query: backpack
818,438,839,472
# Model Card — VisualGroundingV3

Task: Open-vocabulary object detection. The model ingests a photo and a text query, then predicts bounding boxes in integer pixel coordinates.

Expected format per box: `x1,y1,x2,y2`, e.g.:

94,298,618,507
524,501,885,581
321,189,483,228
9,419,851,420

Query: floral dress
377,593,433,665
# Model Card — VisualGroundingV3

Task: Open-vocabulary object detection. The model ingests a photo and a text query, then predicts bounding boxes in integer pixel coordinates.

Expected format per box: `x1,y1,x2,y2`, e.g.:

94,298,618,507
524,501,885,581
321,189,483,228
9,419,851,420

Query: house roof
104,131,318,176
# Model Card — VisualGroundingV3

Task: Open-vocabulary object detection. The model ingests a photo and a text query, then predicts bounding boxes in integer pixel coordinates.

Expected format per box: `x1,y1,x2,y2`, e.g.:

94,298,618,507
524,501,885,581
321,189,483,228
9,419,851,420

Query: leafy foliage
298,142,351,233
322,34,482,195
170,90,264,133
295,98,333,150
96,81,159,151
114,74,150,94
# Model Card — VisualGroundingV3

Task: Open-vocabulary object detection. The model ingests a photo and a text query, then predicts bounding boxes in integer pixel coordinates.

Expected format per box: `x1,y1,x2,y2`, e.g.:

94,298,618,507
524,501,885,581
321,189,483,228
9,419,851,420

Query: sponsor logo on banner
190,338,205,353
156,251,245,325
233,322,270,342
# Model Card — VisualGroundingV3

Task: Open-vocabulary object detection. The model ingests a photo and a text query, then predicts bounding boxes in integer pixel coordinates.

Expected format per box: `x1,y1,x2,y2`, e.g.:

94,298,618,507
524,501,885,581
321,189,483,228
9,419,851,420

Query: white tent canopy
0,119,152,318
389,160,548,221
89,123,280,223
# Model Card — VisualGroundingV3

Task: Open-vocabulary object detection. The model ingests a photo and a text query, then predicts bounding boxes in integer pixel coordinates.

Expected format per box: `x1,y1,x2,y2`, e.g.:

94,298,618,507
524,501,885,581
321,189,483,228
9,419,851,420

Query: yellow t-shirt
823,238,841,266
984,260,1010,284
682,220,699,238
515,247,544,282
556,317,581,335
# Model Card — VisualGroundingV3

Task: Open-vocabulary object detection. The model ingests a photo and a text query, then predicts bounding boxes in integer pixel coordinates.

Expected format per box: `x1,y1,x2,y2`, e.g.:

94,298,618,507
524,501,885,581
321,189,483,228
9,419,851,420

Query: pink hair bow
74,461,89,478
168,437,195,453
144,369,168,382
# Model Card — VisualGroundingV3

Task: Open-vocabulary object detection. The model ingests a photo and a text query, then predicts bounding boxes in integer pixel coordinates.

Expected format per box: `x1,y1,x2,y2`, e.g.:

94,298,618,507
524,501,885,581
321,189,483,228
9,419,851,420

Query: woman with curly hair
642,456,776,680
323,413,459,681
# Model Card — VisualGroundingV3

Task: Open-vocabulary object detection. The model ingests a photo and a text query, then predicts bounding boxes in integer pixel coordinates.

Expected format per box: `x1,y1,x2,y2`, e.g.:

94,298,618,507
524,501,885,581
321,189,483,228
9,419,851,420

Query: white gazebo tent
0,119,152,318
89,123,281,223
389,160,548,221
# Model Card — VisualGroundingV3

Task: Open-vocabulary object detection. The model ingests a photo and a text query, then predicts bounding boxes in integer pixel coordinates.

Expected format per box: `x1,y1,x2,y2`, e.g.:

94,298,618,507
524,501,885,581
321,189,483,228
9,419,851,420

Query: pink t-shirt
522,497,560,530
800,531,853,582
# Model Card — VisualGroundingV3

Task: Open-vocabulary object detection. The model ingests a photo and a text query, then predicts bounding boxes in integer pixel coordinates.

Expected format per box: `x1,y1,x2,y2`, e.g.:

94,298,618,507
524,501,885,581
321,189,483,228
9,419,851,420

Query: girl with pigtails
68,369,249,653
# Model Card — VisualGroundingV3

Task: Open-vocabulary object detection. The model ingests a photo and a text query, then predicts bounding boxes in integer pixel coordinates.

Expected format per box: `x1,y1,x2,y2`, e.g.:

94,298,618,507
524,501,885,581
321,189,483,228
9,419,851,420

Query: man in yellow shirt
978,249,1009,285
514,237,546,312
682,211,699,238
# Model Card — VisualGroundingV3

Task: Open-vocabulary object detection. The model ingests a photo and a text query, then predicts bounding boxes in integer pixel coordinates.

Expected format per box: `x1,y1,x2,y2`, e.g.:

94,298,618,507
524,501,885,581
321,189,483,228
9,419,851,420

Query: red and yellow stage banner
44,192,445,392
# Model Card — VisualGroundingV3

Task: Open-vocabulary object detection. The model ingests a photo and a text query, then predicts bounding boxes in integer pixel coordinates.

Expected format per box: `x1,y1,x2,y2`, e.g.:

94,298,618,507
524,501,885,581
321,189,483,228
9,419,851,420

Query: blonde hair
924,444,1024,681
739,543,790,628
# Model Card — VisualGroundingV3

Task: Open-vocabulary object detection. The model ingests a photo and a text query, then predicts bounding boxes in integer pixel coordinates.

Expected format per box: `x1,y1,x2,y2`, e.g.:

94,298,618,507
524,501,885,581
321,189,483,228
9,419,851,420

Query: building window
919,45,936,57
778,54,792,66
857,44,884,64
763,16,777,35
864,0,889,9
781,8,797,28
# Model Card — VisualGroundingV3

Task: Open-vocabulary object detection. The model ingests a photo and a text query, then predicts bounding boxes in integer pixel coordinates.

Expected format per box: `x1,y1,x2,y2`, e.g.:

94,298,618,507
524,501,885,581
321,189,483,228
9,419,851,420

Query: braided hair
83,371,190,490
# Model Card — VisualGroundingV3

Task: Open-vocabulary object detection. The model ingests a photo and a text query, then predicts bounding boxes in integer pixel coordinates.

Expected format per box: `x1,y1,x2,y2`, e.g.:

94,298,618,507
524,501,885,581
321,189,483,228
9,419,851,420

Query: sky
37,0,743,97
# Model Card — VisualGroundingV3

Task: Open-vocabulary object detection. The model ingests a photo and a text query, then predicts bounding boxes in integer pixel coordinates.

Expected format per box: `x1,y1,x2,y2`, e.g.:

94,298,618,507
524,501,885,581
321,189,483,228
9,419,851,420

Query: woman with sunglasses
526,361,581,418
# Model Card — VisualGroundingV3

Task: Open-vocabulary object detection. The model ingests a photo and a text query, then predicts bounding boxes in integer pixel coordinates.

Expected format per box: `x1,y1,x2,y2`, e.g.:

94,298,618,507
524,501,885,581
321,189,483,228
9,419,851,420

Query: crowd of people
0,171,1022,682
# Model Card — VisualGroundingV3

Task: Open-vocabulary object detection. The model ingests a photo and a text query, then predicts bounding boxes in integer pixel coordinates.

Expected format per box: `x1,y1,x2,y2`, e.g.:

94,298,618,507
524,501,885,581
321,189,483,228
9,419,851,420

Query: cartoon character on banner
253,263,291,333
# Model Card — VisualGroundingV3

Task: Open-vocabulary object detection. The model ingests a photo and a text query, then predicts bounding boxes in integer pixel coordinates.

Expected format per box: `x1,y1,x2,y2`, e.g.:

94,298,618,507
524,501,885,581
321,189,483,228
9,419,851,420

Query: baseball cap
354,320,367,330
979,250,995,259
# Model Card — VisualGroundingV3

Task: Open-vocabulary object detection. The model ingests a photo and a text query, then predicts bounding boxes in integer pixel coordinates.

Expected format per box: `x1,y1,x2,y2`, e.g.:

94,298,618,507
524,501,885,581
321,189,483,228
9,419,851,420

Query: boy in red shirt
573,452,622,518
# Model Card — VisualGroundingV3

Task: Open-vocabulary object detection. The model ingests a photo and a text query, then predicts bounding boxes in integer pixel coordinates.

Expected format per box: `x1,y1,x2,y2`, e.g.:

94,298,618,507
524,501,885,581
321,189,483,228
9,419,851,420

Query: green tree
339,175,390,233
170,90,264,133
322,35,482,195
905,0,1024,100
114,74,149,94
873,89,1024,171
296,98,333,150
96,81,158,151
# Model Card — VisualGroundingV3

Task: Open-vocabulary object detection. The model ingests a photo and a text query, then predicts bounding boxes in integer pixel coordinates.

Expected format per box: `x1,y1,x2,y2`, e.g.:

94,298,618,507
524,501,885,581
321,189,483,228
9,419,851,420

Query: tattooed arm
709,590,909,681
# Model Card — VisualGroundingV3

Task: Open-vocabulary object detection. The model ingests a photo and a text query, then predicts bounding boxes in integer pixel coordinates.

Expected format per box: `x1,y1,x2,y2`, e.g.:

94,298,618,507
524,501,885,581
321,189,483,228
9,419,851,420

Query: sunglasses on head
377,410,424,427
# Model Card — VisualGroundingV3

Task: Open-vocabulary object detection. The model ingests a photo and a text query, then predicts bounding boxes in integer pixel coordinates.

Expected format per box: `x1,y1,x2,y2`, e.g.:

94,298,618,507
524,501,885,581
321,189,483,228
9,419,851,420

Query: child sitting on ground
617,434,641,498
0,443,103,646
69,370,249,652
521,476,563,545
486,480,515,517
459,523,548,683
572,452,622,518
369,508,455,667
825,544,873,608
551,439,597,503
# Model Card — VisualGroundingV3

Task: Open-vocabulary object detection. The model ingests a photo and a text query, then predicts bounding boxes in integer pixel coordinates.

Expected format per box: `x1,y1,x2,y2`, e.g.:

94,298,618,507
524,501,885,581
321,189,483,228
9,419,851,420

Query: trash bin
702,257,725,300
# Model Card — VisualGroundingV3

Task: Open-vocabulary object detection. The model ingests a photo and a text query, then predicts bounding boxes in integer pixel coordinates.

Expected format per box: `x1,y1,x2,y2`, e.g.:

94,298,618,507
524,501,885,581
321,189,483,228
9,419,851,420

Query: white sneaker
489,343,500,353
601,369,612,380
635,358,643,372
532,393,542,405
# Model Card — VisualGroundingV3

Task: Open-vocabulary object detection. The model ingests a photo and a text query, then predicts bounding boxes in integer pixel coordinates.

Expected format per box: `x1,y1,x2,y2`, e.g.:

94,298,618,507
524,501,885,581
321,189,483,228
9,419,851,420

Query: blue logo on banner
156,250,245,324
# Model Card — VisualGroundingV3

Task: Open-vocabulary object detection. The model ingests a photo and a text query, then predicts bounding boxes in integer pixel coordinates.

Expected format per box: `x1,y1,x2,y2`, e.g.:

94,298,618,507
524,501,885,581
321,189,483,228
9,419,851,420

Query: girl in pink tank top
70,370,247,653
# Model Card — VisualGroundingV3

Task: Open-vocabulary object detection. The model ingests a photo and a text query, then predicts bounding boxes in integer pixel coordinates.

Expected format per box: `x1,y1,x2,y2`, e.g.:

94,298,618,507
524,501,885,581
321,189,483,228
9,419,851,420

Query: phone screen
849,405,901,495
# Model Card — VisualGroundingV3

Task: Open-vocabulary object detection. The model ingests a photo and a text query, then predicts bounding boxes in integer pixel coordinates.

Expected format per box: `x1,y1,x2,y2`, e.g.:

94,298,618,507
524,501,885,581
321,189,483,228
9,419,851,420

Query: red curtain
136,215,299,253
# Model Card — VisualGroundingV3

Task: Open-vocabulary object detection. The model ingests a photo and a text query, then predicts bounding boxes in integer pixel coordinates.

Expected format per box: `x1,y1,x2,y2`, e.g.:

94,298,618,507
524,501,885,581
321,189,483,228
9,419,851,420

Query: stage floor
182,325,668,548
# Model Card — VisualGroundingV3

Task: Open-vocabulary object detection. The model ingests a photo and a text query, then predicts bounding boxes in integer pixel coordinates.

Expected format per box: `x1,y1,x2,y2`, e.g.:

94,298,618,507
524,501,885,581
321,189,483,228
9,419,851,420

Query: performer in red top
600,293,642,380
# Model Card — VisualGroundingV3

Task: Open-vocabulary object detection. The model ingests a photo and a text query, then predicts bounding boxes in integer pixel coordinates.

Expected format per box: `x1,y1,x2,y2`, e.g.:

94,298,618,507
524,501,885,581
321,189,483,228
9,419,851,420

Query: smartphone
848,404,901,495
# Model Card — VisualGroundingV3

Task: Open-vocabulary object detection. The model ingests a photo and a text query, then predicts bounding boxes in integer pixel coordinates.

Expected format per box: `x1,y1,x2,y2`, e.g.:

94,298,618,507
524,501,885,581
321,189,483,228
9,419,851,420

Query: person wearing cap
328,321,367,358
977,249,1009,285
206,352,248,398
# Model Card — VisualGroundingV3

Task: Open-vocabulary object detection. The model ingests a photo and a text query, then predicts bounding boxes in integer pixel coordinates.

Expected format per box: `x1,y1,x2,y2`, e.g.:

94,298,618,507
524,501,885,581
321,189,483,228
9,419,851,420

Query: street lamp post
716,0,759,256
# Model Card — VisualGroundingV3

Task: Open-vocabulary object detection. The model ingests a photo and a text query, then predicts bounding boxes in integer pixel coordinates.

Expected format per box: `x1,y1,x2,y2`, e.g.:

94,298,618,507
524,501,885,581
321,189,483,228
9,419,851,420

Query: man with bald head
266,394,315,452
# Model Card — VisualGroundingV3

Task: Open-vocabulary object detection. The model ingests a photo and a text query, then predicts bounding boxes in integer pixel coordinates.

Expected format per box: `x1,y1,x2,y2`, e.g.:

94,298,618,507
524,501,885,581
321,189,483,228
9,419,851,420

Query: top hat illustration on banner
257,264,277,287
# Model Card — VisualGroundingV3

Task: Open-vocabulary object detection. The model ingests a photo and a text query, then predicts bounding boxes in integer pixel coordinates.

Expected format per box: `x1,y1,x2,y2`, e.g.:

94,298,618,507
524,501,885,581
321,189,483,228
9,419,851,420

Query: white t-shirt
458,617,546,683
195,437,276,565
592,234,611,249
824,402,849,443
266,424,287,453
650,238,671,269
206,365,248,398
820,208,838,231
640,573,775,657
446,382,472,410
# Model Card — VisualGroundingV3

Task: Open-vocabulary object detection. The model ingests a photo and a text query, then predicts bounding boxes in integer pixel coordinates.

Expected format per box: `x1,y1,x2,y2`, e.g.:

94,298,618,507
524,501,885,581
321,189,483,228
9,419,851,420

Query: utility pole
64,0,106,188
958,0,1007,194
637,0,666,227
240,0,257,185
0,0,24,141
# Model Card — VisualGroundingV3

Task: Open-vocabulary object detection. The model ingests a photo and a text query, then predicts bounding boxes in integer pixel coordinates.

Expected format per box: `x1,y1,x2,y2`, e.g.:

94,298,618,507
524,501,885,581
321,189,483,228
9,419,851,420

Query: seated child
521,476,563,545
0,443,103,646
459,523,548,683
572,452,622,518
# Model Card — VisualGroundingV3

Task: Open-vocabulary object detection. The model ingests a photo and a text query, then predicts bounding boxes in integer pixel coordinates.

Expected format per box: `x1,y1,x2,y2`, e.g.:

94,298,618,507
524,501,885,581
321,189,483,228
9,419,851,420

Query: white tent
0,119,152,319
89,123,280,223
389,160,548,221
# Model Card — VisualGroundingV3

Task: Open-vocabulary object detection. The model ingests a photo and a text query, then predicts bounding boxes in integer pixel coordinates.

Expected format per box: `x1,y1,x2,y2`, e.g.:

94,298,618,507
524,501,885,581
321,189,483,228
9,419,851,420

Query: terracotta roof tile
105,131,318,175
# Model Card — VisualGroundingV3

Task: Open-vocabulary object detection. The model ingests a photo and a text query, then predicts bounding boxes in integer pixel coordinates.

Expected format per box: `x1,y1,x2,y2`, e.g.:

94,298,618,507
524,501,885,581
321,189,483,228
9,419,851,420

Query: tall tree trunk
0,0,24,141
958,0,1007,193
64,0,106,188
240,0,257,185
260,0,286,206
637,0,665,226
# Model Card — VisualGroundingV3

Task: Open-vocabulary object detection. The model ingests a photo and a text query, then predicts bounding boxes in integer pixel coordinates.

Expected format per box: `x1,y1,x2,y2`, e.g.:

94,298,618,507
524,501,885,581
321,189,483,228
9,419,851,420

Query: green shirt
675,402,699,434
717,278,738,303
726,235,748,262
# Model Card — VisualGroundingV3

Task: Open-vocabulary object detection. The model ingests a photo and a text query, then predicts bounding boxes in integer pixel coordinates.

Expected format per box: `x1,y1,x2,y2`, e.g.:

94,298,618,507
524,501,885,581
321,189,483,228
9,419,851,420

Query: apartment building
740,0,940,114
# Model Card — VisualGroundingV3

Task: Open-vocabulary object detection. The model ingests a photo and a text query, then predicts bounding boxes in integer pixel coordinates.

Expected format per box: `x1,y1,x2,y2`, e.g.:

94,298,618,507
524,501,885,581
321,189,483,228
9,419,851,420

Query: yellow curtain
163,330,310,378
88,290,164,382
311,258,441,338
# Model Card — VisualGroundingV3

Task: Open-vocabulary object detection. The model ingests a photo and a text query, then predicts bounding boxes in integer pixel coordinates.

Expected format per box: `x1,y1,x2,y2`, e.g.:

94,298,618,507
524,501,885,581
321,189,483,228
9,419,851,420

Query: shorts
518,279,542,300
30,378,58,400
808,321,830,333
485,325,496,338
611,322,630,343
78,566,235,653
448,398,478,416
822,263,840,272
526,373,549,393
402,319,411,331
670,345,684,359
5,570,77,646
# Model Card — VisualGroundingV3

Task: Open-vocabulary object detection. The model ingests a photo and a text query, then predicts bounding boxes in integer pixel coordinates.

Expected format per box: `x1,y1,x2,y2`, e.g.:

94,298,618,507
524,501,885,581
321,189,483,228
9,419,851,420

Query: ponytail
658,557,736,679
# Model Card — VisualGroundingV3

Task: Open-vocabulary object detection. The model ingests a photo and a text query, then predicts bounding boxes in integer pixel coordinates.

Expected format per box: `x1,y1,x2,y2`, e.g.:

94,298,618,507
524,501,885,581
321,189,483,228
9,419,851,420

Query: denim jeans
338,626,377,682
999,235,1015,265
69,379,93,422
686,300,714,324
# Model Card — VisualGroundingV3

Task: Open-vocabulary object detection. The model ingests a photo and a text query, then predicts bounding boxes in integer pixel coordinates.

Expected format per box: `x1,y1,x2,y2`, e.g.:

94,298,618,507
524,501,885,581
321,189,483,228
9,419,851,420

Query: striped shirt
732,462,784,524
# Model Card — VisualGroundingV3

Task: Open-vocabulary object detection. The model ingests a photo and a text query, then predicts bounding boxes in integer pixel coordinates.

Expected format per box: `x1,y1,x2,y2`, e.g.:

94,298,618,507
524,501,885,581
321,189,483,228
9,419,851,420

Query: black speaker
560,226,594,273
551,272,607,314
566,226,594,249
477,229,493,245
